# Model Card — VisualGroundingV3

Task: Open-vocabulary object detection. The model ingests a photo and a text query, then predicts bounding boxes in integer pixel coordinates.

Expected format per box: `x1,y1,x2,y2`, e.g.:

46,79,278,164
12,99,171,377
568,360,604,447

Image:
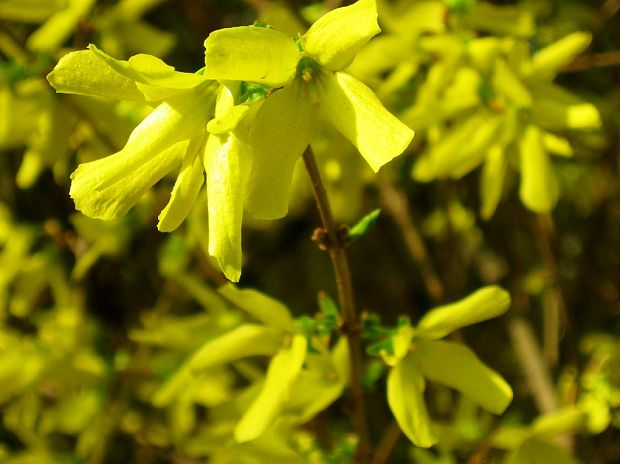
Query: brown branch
563,50,620,72
529,214,566,368
302,146,371,464
508,317,558,414
377,176,445,302
371,421,401,464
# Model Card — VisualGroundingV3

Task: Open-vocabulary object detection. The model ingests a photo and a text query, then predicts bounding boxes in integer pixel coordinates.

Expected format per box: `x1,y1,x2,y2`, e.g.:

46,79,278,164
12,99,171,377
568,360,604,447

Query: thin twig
530,214,566,368
371,421,401,464
377,176,445,302
563,50,620,72
508,317,557,414
302,146,371,464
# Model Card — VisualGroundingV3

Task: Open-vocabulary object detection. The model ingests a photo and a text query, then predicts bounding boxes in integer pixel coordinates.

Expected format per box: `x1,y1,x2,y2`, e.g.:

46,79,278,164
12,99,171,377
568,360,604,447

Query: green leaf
235,334,307,442
157,135,206,232
518,124,559,213
413,340,513,414
416,286,511,339
348,208,381,242
204,26,300,86
203,131,252,282
219,284,295,332
317,71,414,172
245,81,314,219
318,292,338,317
190,324,283,373
47,50,145,102
387,354,436,447
302,0,380,71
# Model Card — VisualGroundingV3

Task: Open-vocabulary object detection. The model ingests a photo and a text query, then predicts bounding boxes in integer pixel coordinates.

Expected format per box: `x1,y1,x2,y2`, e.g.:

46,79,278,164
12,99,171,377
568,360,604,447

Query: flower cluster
47,0,413,282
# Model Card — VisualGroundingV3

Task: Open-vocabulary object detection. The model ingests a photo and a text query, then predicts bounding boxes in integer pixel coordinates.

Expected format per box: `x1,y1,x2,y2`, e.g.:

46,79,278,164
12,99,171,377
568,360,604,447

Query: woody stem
302,146,371,463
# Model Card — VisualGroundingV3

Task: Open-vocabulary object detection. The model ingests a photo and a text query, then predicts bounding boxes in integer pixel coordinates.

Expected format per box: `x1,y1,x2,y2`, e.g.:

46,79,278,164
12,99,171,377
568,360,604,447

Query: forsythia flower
46,0,414,282
203,0,414,219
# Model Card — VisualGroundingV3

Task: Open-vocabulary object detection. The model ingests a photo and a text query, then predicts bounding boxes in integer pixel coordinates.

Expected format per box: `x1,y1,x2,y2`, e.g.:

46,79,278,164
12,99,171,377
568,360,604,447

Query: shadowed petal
157,135,206,232
245,81,314,219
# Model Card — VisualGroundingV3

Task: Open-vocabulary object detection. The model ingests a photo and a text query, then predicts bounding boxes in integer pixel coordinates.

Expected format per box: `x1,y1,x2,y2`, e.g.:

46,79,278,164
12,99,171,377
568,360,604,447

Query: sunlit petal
70,140,187,220
204,26,299,86
245,81,314,219
203,132,252,282
303,0,380,71
47,50,145,102
317,72,413,172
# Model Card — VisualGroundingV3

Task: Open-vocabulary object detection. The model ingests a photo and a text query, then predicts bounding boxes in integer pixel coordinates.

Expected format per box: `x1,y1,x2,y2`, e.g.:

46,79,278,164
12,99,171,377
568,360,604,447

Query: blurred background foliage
0,0,619,463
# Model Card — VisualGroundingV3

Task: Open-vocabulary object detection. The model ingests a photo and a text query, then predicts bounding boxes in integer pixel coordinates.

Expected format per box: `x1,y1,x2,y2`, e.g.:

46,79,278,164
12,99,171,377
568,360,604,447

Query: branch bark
302,146,371,463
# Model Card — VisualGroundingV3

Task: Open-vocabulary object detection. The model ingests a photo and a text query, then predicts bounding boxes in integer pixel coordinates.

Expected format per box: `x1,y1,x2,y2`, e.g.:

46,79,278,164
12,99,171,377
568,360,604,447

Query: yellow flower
203,0,414,219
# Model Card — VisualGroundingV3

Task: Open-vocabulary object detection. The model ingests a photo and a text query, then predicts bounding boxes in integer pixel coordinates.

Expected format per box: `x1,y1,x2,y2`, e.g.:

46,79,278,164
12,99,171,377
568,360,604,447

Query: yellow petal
70,140,187,220
27,0,95,52
157,135,206,232
303,0,380,71
235,334,307,442
204,132,252,282
480,145,508,220
413,340,513,414
47,50,145,102
387,355,436,448
519,125,559,213
204,26,299,86
530,32,591,80
318,72,413,172
88,44,205,100
96,89,214,191
245,81,314,219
